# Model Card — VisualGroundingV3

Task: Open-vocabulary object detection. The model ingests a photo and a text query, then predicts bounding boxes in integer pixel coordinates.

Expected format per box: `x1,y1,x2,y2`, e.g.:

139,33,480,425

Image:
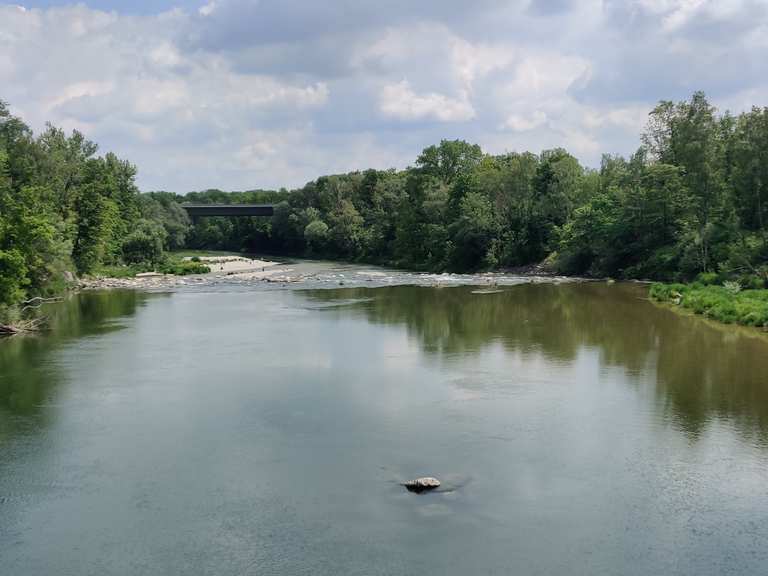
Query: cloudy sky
1,1,767,192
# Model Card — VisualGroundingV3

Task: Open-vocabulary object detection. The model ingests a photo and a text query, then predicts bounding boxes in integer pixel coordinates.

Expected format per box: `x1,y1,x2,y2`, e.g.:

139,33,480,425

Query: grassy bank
650,282,768,328
93,255,210,279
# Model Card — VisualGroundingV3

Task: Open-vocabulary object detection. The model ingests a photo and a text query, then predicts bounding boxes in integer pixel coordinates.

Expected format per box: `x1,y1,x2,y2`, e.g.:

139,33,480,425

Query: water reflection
0,291,153,419
300,283,768,440
2,282,767,575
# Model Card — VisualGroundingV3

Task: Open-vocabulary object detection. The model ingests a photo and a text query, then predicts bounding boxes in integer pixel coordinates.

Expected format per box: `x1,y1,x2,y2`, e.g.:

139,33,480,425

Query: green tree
304,219,329,252
72,182,118,274
122,219,166,264
643,92,727,272
731,107,768,239
416,139,483,185
450,191,498,270
327,199,364,257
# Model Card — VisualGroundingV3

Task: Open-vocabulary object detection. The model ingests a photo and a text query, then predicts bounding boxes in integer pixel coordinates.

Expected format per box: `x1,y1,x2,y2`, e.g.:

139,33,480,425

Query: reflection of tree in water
0,291,156,421
301,283,768,440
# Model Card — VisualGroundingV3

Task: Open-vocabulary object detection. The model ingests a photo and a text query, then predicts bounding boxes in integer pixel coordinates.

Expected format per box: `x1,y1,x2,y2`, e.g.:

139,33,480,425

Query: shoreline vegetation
2,91,768,332
77,255,290,290
650,281,768,329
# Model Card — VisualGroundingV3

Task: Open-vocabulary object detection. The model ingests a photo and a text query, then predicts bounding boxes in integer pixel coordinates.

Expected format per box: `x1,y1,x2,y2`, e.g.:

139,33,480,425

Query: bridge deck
181,204,275,217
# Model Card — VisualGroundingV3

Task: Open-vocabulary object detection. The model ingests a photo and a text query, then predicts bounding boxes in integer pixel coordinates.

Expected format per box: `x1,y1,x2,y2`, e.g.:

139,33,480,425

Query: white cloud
451,39,516,95
199,1,218,16
235,128,306,171
503,110,548,132
0,0,765,190
149,42,183,68
636,0,749,31
501,53,591,100
46,80,115,113
379,80,475,122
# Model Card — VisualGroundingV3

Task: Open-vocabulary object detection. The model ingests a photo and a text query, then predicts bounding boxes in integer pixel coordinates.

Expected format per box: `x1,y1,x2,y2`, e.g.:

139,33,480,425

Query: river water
1,262,768,575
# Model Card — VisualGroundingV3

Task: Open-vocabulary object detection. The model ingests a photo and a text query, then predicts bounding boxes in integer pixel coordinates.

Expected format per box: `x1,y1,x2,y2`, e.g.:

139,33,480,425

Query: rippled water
1,267,768,575
176,258,576,290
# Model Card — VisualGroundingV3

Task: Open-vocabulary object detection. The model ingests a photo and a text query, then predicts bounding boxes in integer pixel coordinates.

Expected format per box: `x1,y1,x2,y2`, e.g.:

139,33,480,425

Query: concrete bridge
181,204,275,218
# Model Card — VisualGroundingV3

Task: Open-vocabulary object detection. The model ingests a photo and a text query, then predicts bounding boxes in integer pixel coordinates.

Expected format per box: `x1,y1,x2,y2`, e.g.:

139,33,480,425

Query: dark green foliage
304,219,329,252
72,182,117,273
182,188,289,254
176,94,768,285
556,93,767,281
138,192,191,250
122,220,166,264
449,192,498,270
3,90,768,324
0,99,178,318
416,140,483,185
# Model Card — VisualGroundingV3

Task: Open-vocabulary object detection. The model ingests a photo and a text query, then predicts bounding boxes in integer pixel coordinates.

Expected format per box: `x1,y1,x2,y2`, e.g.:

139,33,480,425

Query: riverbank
77,256,297,290
650,283,768,329
76,256,592,292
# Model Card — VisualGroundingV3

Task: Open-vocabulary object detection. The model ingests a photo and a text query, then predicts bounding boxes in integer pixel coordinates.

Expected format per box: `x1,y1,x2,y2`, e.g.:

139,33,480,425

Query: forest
2,91,768,320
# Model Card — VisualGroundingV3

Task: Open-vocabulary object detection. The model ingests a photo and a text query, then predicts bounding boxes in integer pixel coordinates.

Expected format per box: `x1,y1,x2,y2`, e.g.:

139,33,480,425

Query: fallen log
0,316,48,337
0,324,20,336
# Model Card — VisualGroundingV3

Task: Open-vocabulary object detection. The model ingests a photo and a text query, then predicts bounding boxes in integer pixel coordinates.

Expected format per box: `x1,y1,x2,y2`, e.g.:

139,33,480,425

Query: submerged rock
402,477,441,493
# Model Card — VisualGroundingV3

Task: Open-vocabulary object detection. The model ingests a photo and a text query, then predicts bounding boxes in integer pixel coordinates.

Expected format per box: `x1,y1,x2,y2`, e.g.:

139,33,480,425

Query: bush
159,260,211,276
739,275,767,290
304,220,329,251
122,220,166,264
695,271,720,285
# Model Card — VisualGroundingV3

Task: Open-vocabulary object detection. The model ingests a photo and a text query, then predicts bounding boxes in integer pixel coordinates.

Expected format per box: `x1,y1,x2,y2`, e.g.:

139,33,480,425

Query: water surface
1,278,767,575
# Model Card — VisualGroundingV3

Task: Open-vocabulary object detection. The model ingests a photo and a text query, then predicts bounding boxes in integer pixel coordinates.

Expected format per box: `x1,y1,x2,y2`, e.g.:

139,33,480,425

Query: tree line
2,91,768,317
0,100,189,317
183,92,768,287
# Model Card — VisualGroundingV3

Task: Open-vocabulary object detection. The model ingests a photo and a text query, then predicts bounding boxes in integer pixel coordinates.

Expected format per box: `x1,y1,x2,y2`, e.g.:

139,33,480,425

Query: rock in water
402,477,441,493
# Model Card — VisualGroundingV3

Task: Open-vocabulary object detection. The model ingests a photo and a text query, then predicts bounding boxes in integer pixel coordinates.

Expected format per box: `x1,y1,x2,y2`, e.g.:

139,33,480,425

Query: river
1,261,768,575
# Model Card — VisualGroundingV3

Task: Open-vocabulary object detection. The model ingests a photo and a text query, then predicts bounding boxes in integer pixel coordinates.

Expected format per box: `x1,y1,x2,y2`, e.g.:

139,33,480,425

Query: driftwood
21,296,63,313
0,316,48,337
0,324,20,336
1,297,60,337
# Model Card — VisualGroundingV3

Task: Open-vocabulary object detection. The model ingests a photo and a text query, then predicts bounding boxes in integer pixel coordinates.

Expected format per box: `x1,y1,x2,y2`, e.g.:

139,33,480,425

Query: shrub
696,272,719,285
122,220,166,264
159,260,211,275
304,220,329,251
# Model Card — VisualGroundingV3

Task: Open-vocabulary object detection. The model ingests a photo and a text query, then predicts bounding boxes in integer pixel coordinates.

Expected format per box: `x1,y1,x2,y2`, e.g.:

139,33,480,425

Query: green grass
92,264,152,278
650,282,768,328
